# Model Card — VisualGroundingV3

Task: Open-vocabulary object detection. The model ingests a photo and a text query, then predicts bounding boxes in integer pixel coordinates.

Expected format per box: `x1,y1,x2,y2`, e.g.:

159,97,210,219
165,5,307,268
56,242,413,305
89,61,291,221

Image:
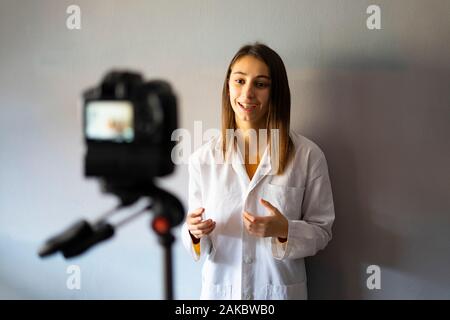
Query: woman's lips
238,102,257,112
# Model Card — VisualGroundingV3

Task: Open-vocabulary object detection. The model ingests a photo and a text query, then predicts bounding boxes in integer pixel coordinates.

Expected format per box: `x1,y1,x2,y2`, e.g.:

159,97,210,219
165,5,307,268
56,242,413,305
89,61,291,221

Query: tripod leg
161,233,175,300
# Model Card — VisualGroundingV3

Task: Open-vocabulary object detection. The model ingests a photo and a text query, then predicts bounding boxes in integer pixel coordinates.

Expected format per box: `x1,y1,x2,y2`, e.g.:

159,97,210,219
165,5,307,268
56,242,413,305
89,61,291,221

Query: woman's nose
242,83,255,99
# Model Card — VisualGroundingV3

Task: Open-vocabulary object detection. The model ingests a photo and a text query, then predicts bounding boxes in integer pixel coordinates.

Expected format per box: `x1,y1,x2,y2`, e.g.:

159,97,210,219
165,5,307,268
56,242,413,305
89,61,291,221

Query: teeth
239,102,256,109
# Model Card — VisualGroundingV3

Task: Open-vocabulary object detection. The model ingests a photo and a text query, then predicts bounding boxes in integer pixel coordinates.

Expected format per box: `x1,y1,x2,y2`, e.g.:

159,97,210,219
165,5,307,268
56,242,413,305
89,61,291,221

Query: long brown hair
221,42,294,175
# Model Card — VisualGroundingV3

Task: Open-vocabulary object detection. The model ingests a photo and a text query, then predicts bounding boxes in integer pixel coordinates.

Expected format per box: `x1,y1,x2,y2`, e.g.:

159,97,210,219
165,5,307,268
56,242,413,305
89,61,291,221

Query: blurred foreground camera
83,71,177,182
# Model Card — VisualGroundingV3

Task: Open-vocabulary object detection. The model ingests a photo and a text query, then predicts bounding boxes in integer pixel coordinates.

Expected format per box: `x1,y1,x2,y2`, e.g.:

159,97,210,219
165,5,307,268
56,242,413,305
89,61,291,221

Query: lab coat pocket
265,281,307,300
200,283,233,300
262,184,305,219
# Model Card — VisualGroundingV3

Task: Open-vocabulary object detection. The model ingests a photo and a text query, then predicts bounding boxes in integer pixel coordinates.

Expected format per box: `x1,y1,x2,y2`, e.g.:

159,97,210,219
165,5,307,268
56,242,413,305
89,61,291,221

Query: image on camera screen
85,101,134,142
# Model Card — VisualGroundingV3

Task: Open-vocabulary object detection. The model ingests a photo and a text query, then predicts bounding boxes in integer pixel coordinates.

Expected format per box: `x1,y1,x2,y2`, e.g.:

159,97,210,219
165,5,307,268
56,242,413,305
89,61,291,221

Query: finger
242,213,253,224
203,223,216,235
245,213,268,225
247,221,264,230
246,225,262,237
192,222,216,237
243,217,251,229
243,218,255,233
188,216,203,225
191,221,212,231
243,211,257,223
247,223,265,237
188,209,206,224
247,218,259,230
260,199,279,215
192,220,215,231
244,214,268,229
260,198,274,209
254,216,272,224
243,221,253,234
190,208,205,217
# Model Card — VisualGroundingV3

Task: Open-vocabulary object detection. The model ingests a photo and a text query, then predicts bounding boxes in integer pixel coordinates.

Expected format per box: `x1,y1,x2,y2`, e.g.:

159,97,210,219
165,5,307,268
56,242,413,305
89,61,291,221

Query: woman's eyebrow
231,71,271,80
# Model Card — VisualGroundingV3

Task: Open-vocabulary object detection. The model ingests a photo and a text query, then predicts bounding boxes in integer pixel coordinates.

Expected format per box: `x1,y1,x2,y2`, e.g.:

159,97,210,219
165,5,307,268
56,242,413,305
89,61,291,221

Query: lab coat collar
230,140,272,194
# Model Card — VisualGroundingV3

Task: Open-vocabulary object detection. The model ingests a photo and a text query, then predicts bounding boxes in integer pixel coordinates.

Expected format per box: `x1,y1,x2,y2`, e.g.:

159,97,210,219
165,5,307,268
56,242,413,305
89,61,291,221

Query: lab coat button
244,256,253,264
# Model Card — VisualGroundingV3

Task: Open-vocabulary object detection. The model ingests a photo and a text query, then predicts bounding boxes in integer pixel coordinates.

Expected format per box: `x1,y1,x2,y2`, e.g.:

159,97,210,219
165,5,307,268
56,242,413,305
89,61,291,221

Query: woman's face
228,55,271,129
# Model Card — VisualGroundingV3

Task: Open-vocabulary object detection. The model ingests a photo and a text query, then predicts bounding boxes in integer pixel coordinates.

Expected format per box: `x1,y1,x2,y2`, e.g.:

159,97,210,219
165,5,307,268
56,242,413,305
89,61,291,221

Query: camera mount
38,181,184,300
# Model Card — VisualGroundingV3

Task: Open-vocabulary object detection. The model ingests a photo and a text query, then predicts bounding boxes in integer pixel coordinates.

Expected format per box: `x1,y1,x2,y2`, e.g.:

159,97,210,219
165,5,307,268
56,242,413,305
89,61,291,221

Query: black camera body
83,71,177,183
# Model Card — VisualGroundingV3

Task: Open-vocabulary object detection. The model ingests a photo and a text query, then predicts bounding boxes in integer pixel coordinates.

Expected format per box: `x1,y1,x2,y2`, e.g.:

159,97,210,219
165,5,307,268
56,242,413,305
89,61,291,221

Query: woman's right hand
187,207,216,242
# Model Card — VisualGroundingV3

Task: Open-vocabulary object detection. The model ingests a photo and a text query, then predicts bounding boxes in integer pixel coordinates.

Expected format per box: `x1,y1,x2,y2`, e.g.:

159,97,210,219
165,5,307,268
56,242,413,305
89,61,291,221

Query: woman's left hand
242,198,288,239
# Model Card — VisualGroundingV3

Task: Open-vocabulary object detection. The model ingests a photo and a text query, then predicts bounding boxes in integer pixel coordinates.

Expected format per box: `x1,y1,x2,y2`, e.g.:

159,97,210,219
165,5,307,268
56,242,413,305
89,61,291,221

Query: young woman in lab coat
181,43,335,300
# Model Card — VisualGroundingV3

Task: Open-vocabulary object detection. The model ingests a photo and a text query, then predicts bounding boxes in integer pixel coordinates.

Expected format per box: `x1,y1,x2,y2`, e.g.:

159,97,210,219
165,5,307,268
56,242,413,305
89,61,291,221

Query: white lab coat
181,131,335,300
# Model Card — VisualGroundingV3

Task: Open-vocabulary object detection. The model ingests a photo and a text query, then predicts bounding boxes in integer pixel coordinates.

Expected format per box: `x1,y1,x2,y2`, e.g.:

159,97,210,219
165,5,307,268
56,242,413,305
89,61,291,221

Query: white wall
0,0,449,299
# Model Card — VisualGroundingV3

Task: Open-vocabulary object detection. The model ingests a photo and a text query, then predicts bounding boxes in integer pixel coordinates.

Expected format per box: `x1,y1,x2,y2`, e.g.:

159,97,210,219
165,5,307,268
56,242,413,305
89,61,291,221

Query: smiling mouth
238,102,257,111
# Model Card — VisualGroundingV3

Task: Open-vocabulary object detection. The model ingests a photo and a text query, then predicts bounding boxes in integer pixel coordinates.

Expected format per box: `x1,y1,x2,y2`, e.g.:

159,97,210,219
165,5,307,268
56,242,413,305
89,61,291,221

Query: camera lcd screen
85,101,134,142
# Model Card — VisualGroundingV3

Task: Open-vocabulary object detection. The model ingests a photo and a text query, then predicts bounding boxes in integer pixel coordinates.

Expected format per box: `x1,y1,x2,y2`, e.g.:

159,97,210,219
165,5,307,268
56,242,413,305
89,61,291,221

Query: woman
181,43,335,300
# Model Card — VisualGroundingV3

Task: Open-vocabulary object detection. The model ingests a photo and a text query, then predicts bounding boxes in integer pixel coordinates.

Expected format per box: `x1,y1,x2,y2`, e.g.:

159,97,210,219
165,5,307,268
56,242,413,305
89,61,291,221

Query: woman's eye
233,79,269,88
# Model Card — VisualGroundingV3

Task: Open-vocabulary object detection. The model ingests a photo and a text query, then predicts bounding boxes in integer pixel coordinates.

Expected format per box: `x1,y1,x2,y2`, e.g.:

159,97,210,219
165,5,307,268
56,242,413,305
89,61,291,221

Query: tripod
38,181,185,300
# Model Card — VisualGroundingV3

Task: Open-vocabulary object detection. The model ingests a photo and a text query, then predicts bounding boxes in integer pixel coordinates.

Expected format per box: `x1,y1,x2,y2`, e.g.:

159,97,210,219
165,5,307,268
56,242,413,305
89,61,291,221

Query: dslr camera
83,71,177,184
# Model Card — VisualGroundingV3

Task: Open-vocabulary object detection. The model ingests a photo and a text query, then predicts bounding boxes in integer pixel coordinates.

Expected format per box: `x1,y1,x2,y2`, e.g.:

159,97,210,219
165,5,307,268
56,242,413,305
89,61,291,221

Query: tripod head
38,181,184,259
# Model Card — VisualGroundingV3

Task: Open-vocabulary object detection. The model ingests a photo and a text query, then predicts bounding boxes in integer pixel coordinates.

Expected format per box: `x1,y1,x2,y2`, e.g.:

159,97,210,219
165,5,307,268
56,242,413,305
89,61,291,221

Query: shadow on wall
292,62,450,299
